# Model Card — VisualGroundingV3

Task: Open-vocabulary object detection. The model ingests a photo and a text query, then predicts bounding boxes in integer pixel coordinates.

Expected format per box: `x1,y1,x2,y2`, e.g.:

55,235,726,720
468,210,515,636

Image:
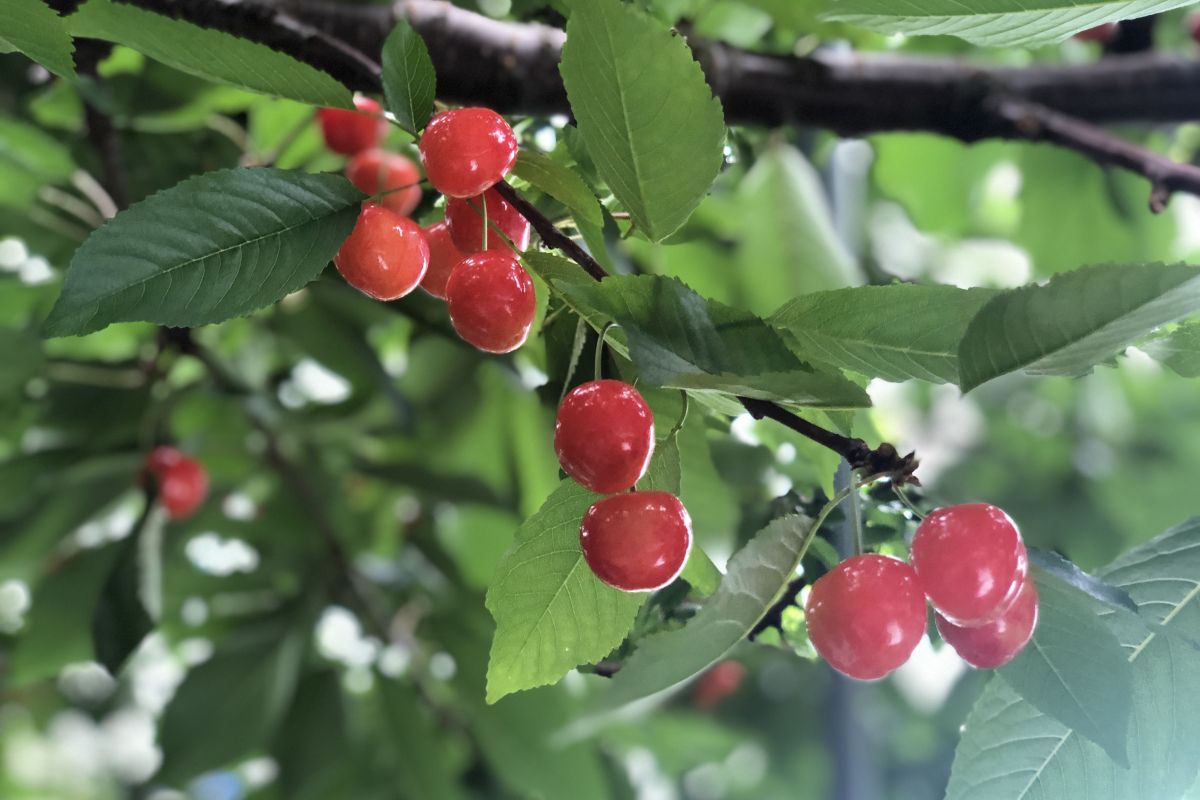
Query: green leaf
381,18,436,133
736,143,862,313
957,263,1200,392
559,0,726,241
770,284,998,384
680,547,722,596
485,481,646,703
997,570,1133,765
67,0,352,107
824,0,1196,47
1141,321,1200,378
377,679,469,799
1027,548,1137,614
513,150,604,229
0,328,45,393
91,509,162,676
597,514,811,708
44,168,364,337
0,0,76,78
946,518,1200,800
0,117,76,209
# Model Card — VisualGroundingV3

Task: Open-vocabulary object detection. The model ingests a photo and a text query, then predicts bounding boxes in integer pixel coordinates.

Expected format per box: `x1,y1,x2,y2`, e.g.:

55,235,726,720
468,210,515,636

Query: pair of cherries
146,446,210,520
319,99,537,354
554,380,693,593
805,503,1038,681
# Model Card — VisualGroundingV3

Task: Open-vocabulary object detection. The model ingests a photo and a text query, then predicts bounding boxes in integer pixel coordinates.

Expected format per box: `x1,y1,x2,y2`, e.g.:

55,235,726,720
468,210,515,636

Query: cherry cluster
318,99,537,354
145,446,210,520
554,380,693,592
805,503,1038,681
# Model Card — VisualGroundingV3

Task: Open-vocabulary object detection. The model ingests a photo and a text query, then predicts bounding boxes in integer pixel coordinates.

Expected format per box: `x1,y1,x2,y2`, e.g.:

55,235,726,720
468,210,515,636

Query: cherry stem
892,483,926,520
595,321,618,381
667,390,690,441
481,192,489,251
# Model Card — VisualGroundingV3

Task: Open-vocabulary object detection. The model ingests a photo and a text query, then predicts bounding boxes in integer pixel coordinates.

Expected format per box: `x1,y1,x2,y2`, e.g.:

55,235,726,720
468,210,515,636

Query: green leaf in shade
559,0,725,241
997,571,1133,765
946,518,1200,800
67,0,352,108
0,328,45,393
0,117,76,209
680,547,722,597
824,0,1196,47
550,273,870,408
381,18,436,133
1027,548,1137,614
770,284,998,384
0,0,76,78
1141,321,1200,378
44,168,364,337
736,143,862,314
377,680,469,799
513,150,604,228
485,479,644,703
957,263,1200,392
158,618,307,784
597,515,811,708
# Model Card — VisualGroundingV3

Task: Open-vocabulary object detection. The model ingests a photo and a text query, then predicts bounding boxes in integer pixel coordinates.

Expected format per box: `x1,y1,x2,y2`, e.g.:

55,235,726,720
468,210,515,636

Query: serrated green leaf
0,0,76,78
947,518,1200,800
381,18,436,133
44,168,363,337
513,150,603,229
1141,321,1200,378
550,273,870,408
596,514,811,708
67,0,351,108
771,284,998,384
824,0,1195,47
485,479,645,704
559,0,725,241
997,571,1132,765
957,263,1200,392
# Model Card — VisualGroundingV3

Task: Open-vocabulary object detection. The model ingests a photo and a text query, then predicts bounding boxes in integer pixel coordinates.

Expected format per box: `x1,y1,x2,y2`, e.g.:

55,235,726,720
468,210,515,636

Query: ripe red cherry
1188,13,1200,45
554,380,655,494
156,455,209,520
805,554,927,681
936,575,1038,669
444,251,536,353
419,108,518,198
146,445,184,477
317,96,387,156
334,203,430,301
445,188,531,253
580,491,692,592
692,660,747,709
1074,22,1118,43
911,504,1028,626
420,221,467,299
345,149,422,216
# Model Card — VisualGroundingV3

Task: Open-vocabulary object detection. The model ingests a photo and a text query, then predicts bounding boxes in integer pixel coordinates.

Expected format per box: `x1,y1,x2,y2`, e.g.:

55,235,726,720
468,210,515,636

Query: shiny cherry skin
554,380,655,494
580,491,692,592
420,221,468,299
1074,22,1118,43
692,660,747,710
419,108,518,198
158,456,209,520
444,188,531,253
317,96,387,156
334,203,430,301
911,503,1028,626
345,149,422,216
804,554,927,681
936,574,1038,669
444,252,536,353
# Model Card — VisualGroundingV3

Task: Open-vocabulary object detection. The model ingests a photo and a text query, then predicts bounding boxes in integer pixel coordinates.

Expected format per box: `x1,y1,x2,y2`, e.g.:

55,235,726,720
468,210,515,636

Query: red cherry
1074,22,1118,43
936,574,1038,669
911,504,1028,627
345,149,422,216
445,188,531,253
554,380,655,494
580,491,692,592
334,203,430,301
146,445,184,477
444,251,536,353
692,660,747,709
420,221,468,300
158,457,209,520
1188,13,1200,45
317,96,387,157
804,554,927,681
419,108,518,198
